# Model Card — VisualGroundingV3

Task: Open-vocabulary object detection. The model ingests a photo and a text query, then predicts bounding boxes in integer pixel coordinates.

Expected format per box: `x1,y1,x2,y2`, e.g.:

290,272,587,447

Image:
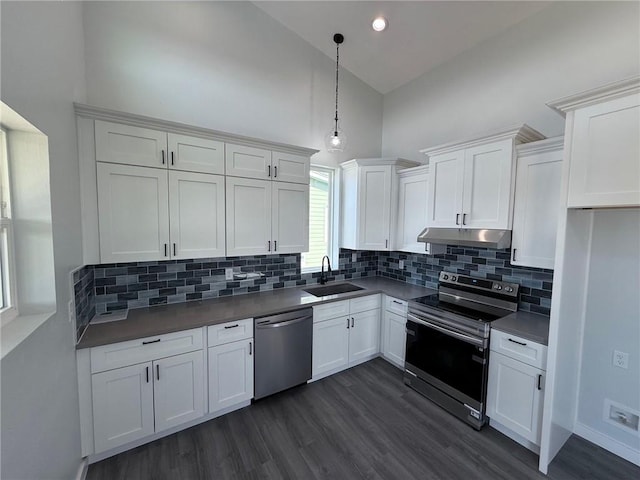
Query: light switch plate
399,260,405,270
225,268,234,280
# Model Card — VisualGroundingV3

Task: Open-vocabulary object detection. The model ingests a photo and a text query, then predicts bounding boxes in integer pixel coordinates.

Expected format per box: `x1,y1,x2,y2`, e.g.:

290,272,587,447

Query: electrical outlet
225,268,234,280
613,350,629,369
604,399,640,433
352,253,357,262
399,260,405,270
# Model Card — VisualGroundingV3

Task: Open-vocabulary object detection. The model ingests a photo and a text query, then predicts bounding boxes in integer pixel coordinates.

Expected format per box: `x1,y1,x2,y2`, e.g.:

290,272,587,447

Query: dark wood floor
87,358,639,479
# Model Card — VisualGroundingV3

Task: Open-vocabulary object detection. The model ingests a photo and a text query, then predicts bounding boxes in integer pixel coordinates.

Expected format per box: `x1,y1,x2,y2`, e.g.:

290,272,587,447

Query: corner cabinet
511,138,564,269
396,165,447,255
421,126,545,230
548,77,640,208
76,105,318,264
340,158,419,251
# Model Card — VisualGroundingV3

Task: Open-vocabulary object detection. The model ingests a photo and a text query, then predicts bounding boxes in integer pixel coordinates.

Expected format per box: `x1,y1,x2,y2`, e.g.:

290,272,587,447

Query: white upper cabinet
226,143,311,185
96,121,224,174
512,138,564,269
226,177,272,256
169,171,226,259
95,121,167,169
421,126,545,230
396,165,446,254
167,133,224,175
341,158,419,251
548,77,640,208
97,162,170,263
272,182,309,254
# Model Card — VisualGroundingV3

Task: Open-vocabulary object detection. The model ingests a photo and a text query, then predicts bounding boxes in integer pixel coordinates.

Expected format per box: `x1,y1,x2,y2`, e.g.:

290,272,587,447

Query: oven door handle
407,313,484,347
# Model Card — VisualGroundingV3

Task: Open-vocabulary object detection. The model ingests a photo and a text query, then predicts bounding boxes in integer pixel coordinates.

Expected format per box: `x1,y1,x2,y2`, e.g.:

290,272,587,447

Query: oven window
406,320,485,402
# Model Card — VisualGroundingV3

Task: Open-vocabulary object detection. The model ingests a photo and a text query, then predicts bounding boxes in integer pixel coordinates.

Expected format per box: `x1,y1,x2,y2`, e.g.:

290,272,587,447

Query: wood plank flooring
87,358,640,479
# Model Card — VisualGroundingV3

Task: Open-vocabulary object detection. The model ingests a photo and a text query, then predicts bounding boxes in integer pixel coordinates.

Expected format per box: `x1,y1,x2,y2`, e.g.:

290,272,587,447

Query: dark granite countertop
77,277,436,349
491,311,550,346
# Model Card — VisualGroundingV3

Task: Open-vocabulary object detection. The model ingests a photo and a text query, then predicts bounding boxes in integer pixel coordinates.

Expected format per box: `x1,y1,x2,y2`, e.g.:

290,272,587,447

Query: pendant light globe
325,33,347,153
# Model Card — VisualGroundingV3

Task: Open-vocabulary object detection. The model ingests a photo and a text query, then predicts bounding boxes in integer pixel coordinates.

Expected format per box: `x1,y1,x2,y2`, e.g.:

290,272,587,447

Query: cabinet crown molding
516,136,564,156
74,103,319,158
546,76,640,115
419,124,545,159
339,157,420,170
397,164,430,178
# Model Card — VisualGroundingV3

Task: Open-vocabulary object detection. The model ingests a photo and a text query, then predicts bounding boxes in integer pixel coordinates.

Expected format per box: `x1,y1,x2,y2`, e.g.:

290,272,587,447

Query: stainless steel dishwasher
254,308,313,400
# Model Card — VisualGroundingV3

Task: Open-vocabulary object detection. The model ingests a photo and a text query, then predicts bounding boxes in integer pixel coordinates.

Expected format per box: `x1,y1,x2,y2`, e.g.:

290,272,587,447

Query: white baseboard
574,422,640,467
75,458,88,480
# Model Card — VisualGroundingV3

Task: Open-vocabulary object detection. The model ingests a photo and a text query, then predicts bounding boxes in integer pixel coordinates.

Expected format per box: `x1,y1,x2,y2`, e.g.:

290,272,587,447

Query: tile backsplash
74,247,553,341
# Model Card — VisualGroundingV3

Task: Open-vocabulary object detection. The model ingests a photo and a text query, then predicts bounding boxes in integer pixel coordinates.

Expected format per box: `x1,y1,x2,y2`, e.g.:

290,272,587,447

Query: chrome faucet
320,256,332,285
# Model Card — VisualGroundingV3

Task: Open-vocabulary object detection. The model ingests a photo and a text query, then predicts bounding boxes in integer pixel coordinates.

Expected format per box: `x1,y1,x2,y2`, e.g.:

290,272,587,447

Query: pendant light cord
334,40,340,135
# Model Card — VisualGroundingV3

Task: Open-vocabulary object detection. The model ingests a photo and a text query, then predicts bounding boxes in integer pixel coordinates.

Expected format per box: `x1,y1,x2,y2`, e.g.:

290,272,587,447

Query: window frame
301,165,340,274
0,127,18,325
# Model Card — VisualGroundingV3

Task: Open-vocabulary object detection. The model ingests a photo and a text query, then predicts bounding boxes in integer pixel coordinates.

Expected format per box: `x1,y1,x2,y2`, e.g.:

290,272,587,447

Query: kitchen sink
303,283,365,297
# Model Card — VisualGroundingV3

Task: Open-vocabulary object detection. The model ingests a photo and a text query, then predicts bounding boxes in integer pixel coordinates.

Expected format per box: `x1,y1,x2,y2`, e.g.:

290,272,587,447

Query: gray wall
0,1,86,479
82,1,383,167
381,1,640,162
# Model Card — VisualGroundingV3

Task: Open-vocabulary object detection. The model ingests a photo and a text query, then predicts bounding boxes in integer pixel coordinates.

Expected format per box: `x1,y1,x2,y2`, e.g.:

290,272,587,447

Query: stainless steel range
404,271,519,429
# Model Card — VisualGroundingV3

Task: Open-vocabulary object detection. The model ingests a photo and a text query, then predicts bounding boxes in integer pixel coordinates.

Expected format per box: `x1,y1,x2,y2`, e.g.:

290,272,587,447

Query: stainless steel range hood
417,228,512,250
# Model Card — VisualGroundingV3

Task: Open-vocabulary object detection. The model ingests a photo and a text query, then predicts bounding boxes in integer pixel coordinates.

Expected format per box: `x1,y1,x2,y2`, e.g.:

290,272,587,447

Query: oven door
405,313,489,410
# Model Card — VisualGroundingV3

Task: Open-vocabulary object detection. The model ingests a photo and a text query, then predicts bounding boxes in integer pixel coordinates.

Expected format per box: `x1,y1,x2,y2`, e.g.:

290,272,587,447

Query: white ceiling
254,1,552,94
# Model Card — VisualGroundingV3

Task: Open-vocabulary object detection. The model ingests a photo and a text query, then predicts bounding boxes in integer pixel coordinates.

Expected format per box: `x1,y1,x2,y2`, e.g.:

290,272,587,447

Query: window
301,166,339,273
0,128,17,324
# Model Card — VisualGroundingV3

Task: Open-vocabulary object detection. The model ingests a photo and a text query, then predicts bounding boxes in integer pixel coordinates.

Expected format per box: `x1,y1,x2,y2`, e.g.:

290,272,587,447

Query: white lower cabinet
208,339,254,413
91,350,205,454
312,295,381,380
381,296,408,369
487,331,546,451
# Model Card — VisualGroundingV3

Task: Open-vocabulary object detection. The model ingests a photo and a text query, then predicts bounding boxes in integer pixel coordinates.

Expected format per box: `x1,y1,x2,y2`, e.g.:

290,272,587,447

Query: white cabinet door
167,133,225,175
97,163,170,263
462,139,513,229
95,120,167,168
312,317,350,379
568,93,640,207
225,144,272,180
487,351,544,445
348,309,381,366
272,182,309,254
153,350,205,433
169,171,226,259
358,166,392,250
427,151,465,228
208,340,254,413
226,177,272,256
272,151,310,184
397,171,429,253
92,362,154,453
512,147,563,269
382,310,406,369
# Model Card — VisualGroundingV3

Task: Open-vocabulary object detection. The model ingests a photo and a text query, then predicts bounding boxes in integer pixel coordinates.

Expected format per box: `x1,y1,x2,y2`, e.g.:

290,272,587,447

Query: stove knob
442,274,449,280
505,286,513,293
451,275,457,281
494,284,502,290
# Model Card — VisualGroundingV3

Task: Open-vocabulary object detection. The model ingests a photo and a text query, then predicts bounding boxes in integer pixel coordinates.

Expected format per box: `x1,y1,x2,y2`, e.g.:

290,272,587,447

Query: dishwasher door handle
255,315,312,329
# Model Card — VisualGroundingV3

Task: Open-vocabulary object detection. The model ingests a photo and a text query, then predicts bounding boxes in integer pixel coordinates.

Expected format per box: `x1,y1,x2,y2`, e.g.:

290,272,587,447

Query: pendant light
326,33,347,152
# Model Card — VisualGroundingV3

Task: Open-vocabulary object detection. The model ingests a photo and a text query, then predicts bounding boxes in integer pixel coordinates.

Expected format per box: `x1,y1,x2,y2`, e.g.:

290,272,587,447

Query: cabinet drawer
91,328,204,373
385,296,408,316
490,329,547,370
350,294,381,314
207,318,253,346
313,300,349,323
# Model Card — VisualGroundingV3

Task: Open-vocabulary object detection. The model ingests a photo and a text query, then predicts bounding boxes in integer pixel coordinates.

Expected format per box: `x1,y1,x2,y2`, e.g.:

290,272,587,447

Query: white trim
547,76,640,114
0,311,55,359
339,157,418,170
75,458,88,480
516,136,565,156
489,419,541,455
574,422,640,467
397,164,429,178
74,103,318,158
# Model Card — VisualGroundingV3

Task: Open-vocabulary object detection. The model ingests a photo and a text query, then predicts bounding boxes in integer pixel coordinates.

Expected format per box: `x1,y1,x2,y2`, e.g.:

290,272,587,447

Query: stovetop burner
411,294,504,323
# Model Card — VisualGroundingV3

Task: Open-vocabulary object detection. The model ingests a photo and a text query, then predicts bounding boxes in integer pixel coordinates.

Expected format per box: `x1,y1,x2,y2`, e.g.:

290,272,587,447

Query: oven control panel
439,272,519,298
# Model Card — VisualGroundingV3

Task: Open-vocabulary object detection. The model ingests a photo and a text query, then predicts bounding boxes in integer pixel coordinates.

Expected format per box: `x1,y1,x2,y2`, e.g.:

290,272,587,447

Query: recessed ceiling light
372,17,387,32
